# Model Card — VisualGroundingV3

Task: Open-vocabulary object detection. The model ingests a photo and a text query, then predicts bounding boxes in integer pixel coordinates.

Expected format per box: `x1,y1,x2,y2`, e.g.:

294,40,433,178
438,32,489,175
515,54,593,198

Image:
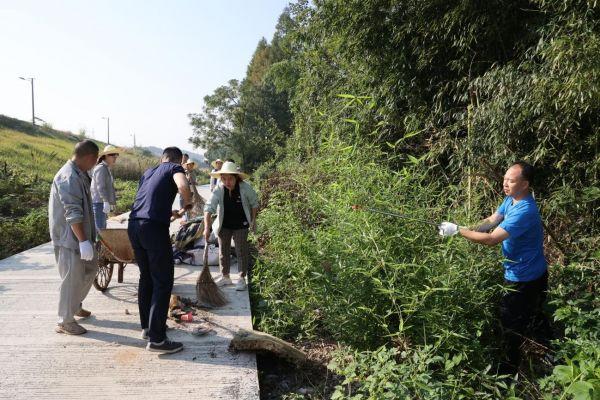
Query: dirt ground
257,340,342,400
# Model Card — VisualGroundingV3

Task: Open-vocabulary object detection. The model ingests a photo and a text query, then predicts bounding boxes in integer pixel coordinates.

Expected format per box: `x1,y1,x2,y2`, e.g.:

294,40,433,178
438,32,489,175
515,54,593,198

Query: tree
189,24,295,171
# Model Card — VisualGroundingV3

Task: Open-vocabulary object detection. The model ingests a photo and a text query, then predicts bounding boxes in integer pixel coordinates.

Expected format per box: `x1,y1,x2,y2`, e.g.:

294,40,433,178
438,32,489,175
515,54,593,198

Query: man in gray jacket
49,140,99,335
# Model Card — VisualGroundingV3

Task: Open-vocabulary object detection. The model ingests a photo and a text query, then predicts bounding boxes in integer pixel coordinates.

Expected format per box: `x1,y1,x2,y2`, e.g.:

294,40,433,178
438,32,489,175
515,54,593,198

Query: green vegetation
0,114,156,259
191,1,599,398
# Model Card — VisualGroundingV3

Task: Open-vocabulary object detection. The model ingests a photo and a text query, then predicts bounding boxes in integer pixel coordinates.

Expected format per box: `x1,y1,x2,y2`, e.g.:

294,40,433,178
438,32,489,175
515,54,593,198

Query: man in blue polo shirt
128,147,192,354
439,161,550,374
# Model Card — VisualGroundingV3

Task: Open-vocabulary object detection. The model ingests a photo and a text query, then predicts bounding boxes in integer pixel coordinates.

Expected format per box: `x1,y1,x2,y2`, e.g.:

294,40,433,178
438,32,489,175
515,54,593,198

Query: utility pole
102,116,110,144
131,133,136,148
19,77,35,125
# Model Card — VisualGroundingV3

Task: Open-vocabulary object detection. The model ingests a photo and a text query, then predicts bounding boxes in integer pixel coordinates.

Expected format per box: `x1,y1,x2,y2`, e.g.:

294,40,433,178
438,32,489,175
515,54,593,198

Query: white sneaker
141,328,149,340
235,277,247,291
215,276,232,287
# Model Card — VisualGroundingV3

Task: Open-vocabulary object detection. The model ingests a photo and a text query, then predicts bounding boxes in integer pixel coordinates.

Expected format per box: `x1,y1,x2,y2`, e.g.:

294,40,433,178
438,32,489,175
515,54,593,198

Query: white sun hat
209,161,248,180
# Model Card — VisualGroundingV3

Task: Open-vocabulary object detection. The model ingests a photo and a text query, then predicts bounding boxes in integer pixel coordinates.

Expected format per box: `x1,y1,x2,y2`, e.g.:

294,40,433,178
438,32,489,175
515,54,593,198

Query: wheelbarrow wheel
94,260,114,292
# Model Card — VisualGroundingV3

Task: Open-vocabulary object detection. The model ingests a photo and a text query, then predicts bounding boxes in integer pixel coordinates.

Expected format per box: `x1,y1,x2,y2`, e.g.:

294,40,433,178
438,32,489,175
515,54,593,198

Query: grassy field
0,114,157,259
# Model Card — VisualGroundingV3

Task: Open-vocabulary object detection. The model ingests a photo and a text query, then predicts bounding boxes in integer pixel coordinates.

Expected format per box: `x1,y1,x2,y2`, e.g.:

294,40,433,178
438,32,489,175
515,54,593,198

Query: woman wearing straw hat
182,160,202,220
91,145,120,231
183,160,197,185
209,159,223,192
203,161,258,291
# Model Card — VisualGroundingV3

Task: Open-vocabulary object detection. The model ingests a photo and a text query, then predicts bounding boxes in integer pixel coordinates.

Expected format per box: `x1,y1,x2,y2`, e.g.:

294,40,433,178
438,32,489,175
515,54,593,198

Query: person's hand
438,222,459,237
250,220,257,234
103,201,111,214
171,210,182,220
78,240,94,261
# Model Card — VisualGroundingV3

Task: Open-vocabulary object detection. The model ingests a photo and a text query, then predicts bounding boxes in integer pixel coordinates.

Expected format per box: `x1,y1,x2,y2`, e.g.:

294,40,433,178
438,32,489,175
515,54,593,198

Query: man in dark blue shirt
128,147,192,354
439,162,551,374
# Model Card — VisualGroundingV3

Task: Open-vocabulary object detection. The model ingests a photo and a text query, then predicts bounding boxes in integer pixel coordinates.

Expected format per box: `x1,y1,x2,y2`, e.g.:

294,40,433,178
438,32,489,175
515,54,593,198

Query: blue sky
0,0,289,153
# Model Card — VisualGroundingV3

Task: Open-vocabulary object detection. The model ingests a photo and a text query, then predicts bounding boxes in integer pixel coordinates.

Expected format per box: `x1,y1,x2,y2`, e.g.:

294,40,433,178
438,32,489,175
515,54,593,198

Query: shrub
252,133,512,394
539,262,600,400
0,207,49,259
114,179,139,214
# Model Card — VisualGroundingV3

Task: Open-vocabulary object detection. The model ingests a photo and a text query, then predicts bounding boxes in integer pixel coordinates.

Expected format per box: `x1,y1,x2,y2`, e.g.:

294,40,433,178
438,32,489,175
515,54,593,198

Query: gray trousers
217,228,249,277
54,246,98,324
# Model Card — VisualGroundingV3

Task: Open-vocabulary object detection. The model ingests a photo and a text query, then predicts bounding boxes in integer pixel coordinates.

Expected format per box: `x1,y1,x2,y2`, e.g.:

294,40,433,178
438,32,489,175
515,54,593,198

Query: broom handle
203,243,209,268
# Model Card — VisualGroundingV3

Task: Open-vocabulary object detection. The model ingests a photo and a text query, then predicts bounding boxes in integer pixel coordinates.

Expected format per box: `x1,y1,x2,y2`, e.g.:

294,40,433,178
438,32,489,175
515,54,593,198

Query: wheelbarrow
93,228,135,292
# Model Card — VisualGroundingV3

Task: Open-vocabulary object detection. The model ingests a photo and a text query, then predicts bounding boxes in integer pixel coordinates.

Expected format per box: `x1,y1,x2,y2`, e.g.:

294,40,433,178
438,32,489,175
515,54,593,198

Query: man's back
130,162,185,225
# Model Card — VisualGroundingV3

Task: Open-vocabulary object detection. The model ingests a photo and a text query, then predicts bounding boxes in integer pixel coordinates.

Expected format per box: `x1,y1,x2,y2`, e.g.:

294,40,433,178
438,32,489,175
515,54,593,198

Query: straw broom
196,242,227,307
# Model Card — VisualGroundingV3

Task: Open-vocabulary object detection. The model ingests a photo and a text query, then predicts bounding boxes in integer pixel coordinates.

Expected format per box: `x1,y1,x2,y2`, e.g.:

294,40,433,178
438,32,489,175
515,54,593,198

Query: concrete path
0,185,259,399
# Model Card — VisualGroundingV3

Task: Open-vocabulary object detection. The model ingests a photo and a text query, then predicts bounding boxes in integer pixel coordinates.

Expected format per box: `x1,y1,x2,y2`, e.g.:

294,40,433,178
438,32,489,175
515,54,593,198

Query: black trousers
500,271,550,371
127,219,174,343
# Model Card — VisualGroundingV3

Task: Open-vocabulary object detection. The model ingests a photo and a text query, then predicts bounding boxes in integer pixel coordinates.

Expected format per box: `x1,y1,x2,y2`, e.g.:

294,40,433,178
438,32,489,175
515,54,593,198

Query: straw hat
210,158,223,169
99,145,121,157
209,161,248,180
183,160,196,169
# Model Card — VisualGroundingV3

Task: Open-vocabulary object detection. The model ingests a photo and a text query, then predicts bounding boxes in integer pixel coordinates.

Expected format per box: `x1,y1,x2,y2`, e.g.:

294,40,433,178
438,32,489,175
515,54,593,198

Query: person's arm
57,178,85,236
95,165,111,202
71,221,94,260
203,189,220,240
57,177,94,260
244,184,259,233
71,222,88,242
173,172,192,218
94,166,113,213
203,211,212,241
459,226,509,246
250,207,258,233
469,212,504,232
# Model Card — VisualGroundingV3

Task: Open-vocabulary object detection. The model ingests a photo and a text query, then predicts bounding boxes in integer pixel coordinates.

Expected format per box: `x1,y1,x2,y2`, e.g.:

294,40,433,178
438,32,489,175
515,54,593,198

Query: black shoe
146,339,183,354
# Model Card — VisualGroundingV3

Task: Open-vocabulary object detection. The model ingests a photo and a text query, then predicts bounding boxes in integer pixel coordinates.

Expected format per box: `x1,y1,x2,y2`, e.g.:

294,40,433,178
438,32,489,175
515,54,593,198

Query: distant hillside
0,114,156,181
0,114,94,181
143,145,207,167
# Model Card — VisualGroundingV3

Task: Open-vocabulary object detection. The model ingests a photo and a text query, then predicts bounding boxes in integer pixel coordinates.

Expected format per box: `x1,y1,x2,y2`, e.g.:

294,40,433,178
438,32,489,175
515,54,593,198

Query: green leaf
566,381,594,400
407,154,426,165
581,186,600,202
552,365,575,383
403,129,423,140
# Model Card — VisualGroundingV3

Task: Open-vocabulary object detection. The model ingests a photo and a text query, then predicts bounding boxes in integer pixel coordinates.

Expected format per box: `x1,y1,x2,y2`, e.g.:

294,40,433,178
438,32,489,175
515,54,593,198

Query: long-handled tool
196,242,228,307
351,205,439,226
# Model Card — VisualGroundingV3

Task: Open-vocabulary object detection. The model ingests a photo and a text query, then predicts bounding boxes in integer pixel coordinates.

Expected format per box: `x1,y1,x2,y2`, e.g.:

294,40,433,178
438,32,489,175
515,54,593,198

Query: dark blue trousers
127,219,173,343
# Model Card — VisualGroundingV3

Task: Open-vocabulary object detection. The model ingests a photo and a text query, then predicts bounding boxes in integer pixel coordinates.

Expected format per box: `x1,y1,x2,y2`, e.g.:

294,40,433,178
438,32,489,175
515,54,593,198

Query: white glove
103,201,111,214
438,222,459,237
78,240,94,261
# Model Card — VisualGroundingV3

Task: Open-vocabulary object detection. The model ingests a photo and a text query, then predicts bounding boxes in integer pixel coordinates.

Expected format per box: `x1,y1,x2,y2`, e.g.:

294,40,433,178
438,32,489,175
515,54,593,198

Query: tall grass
252,125,514,394
252,96,599,398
